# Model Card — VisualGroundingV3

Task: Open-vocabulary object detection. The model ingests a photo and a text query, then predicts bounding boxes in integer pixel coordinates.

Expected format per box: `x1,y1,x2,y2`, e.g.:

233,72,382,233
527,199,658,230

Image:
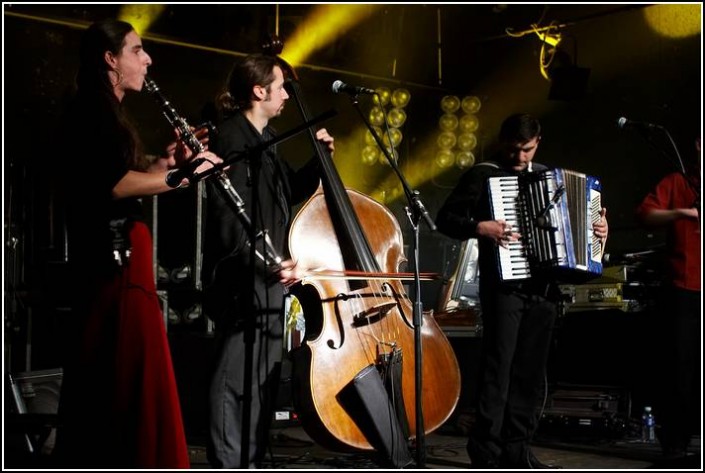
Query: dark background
3,4,701,433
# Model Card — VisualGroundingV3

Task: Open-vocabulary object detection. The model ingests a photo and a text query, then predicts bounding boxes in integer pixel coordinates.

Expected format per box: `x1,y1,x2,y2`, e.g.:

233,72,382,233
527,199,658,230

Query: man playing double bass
201,53,335,469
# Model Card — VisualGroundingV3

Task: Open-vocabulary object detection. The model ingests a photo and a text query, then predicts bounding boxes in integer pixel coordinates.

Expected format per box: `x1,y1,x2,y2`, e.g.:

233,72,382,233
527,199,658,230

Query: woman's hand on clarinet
166,151,223,189
167,126,211,166
149,131,196,173
191,151,223,182
316,128,335,156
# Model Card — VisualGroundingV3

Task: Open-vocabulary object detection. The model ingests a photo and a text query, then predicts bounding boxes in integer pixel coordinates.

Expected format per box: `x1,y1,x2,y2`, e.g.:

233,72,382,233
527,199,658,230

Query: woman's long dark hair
75,19,147,170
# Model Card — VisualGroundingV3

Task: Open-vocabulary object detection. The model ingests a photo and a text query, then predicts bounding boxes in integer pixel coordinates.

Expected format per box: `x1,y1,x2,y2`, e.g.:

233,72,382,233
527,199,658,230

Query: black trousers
207,313,283,468
654,286,701,452
468,284,557,466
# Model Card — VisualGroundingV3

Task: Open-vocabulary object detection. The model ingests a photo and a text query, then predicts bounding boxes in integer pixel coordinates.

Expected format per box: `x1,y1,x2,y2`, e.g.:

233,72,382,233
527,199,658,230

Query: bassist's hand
278,259,304,288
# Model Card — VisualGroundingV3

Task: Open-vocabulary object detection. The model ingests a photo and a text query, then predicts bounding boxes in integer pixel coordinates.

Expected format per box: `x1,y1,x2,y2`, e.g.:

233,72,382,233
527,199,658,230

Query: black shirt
202,112,319,322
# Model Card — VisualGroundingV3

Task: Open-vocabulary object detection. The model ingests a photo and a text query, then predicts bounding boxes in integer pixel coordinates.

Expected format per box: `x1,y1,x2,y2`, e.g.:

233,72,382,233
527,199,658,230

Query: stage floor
185,424,701,469
4,419,700,469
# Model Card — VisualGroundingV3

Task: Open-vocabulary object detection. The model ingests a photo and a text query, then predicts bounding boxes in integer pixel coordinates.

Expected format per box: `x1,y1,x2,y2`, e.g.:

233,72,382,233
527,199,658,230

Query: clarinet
143,75,284,272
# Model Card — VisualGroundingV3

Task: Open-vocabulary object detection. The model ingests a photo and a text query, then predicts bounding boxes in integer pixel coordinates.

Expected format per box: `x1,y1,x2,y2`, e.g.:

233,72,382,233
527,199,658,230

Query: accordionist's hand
478,220,520,248
593,208,609,249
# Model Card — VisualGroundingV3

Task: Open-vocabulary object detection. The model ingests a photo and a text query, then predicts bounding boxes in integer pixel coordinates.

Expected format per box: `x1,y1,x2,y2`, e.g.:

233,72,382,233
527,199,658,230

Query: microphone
166,156,206,188
603,249,657,264
331,80,375,96
616,117,662,130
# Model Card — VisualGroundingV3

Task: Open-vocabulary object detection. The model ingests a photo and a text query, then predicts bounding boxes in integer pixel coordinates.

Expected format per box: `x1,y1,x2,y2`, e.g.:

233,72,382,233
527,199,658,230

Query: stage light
461,96,482,114
281,4,381,66
435,149,455,168
368,106,385,127
459,114,479,133
457,133,478,151
391,88,411,108
437,131,457,150
456,150,476,169
361,89,408,166
365,126,383,146
439,114,459,132
520,21,591,100
374,87,391,106
644,4,701,38
435,93,481,169
361,145,379,166
440,95,460,113
379,147,397,166
382,128,403,148
546,48,590,100
118,4,165,34
386,108,407,128
536,30,562,48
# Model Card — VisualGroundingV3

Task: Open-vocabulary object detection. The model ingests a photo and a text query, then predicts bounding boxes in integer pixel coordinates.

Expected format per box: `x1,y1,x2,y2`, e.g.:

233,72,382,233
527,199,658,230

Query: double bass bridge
351,300,397,326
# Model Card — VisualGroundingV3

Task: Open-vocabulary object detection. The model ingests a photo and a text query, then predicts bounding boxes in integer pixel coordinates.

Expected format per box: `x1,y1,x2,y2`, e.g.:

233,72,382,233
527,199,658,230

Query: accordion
488,168,603,283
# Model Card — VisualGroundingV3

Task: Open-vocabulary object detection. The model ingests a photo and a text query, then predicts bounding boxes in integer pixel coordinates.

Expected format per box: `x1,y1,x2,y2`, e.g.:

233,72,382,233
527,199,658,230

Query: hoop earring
111,68,124,87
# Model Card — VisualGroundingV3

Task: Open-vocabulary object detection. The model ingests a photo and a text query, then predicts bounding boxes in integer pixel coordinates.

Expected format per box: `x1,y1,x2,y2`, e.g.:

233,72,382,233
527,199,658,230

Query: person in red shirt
636,136,701,461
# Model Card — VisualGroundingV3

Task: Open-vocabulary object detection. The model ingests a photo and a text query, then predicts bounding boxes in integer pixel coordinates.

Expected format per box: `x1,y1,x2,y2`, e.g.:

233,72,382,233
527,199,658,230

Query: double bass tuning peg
261,34,298,81
261,33,284,56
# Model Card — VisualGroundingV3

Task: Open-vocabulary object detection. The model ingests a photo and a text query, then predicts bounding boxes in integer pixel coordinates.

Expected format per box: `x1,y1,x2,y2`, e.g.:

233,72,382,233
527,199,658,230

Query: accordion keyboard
488,176,531,280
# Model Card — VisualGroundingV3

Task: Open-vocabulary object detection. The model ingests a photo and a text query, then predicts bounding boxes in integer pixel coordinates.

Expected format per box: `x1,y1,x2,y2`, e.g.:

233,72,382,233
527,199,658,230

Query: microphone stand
240,148,260,469
194,110,336,183
343,92,436,468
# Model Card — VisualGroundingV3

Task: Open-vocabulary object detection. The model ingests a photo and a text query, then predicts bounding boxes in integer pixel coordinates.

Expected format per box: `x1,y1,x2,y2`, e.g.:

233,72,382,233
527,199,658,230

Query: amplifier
538,384,631,439
559,265,629,312
559,283,628,312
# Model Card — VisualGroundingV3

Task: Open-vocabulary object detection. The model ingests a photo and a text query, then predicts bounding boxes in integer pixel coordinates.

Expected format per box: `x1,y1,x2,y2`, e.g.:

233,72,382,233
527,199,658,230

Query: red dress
56,222,189,468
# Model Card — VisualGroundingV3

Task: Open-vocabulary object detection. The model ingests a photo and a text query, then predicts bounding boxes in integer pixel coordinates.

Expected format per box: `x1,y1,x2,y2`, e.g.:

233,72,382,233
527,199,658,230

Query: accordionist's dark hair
499,113,541,144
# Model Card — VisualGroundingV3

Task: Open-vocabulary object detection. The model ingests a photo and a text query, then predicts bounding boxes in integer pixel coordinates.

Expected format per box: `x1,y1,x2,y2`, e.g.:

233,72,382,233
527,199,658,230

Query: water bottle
641,406,656,443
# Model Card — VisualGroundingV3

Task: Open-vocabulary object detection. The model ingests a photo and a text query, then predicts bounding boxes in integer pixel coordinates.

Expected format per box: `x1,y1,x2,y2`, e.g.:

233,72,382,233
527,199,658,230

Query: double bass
272,44,461,454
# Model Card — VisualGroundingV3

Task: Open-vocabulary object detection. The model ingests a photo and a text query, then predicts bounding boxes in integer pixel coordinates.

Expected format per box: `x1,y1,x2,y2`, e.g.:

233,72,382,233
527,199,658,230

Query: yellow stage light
461,96,482,114
365,126,383,146
644,4,701,38
374,87,391,106
457,133,478,151
440,95,460,113
281,4,381,66
369,106,385,127
536,30,562,48
435,149,455,168
379,147,396,165
391,88,411,108
459,114,480,133
439,113,459,132
386,108,407,128
437,131,457,150
118,4,165,35
361,145,379,166
382,128,403,148
456,150,476,169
